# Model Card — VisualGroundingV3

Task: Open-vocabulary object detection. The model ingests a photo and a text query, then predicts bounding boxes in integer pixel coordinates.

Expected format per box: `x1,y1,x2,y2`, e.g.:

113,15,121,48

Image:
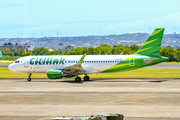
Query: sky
0,0,180,38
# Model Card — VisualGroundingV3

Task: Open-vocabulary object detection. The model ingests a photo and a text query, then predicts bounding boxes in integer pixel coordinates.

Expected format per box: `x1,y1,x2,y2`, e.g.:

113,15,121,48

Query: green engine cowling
46,69,62,79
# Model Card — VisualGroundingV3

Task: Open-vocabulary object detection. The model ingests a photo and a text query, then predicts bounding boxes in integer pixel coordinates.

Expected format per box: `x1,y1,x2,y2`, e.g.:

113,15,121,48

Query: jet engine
46,69,69,79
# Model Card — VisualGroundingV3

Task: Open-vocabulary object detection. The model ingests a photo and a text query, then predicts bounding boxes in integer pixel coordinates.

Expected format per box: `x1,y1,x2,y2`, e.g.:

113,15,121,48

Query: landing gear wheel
27,73,32,82
75,77,81,82
27,78,31,82
84,76,90,81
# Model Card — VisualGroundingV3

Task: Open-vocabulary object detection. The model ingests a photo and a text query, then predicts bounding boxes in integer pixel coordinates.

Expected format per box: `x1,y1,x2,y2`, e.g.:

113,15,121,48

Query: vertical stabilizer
134,28,165,56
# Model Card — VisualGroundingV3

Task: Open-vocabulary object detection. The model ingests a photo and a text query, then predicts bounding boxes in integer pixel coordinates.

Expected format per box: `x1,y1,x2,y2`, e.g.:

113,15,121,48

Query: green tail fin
134,28,165,56
0,50,3,58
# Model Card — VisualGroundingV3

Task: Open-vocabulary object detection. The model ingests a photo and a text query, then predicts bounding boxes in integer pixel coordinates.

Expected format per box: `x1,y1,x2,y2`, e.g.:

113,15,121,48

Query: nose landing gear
27,73,32,82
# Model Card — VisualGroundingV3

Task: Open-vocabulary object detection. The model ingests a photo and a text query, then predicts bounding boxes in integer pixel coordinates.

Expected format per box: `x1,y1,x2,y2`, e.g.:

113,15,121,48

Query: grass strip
0,67,180,79
161,62,180,64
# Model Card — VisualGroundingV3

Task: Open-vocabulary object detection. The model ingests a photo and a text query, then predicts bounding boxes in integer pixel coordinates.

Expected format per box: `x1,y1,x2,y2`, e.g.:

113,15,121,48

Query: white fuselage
8,55,130,74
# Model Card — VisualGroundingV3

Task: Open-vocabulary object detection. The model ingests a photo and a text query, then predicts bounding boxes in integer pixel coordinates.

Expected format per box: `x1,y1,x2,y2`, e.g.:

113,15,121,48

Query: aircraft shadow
16,78,168,83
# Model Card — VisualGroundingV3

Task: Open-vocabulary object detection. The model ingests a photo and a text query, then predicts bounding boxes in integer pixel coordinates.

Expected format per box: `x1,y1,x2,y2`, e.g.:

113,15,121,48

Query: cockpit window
15,60,20,63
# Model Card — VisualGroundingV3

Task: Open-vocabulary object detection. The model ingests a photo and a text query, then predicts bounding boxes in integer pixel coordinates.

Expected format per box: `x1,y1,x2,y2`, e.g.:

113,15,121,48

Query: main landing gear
75,76,81,82
27,73,32,82
75,75,90,82
84,75,90,81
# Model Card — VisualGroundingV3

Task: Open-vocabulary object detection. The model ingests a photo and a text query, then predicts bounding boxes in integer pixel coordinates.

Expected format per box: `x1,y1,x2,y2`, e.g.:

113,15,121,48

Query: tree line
0,44,180,62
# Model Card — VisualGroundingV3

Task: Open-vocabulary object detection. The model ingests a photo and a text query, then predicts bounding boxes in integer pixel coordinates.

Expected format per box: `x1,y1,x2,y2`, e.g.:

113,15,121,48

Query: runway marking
38,90,163,120
126,84,133,88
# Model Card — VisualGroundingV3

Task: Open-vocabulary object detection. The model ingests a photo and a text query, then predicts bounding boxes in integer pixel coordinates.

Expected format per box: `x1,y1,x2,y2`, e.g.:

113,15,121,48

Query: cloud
117,12,180,28
105,12,180,34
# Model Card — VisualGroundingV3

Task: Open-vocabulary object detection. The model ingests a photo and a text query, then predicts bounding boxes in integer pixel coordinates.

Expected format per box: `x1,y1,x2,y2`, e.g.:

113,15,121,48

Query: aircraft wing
63,53,86,71
51,53,86,73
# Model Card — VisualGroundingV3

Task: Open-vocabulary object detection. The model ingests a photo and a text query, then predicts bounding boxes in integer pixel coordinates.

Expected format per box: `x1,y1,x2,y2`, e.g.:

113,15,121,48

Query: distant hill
0,33,180,49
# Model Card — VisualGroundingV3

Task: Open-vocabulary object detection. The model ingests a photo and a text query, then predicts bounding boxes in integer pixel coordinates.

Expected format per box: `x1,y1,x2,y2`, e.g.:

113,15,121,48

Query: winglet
78,53,86,63
0,50,3,58
120,52,123,55
133,28,165,56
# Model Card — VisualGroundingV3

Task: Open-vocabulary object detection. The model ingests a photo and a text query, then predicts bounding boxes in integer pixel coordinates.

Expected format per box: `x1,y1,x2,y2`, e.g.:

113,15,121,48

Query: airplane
8,28,167,82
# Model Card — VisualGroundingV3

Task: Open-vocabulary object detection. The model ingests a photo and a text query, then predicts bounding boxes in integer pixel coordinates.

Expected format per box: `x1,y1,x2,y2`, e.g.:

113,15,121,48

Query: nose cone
8,64,15,72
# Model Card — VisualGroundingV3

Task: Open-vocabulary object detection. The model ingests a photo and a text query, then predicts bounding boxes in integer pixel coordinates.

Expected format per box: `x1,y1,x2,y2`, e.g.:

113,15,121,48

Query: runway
0,78,179,120
0,64,9,67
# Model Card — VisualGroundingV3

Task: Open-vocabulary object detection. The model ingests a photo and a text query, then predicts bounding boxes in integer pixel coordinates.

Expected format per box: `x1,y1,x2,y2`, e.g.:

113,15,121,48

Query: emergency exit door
129,57,134,66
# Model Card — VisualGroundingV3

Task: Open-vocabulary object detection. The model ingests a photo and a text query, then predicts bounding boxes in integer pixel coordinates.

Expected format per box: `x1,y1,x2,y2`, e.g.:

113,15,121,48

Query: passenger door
24,57,29,67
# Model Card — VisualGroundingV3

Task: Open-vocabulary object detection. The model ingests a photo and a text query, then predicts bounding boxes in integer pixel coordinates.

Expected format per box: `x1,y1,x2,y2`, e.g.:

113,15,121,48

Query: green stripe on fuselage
102,55,167,73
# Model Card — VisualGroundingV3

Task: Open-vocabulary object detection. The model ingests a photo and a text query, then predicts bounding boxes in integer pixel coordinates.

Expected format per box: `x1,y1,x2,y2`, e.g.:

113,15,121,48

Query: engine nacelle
46,69,63,79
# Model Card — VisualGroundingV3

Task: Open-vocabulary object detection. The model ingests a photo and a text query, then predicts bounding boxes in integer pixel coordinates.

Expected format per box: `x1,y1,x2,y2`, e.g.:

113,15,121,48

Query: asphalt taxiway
0,78,180,120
